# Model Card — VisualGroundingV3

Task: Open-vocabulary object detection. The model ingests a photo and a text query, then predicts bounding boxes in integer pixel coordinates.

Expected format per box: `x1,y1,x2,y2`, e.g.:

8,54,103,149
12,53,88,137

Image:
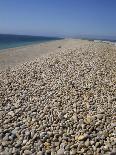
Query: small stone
8,111,15,117
22,145,30,150
24,150,32,155
57,148,65,155
72,114,77,121
23,139,28,145
37,151,44,155
64,151,70,155
12,128,18,135
44,142,50,147
25,130,30,137
90,141,95,145
9,134,15,140
85,139,90,147
97,114,103,120
84,115,92,124
60,142,66,149
70,149,76,155
75,134,88,141
15,141,22,147
13,101,20,108
95,142,100,148
12,147,16,154
2,141,8,147
3,135,9,141
40,132,46,139
64,114,68,118
103,145,109,151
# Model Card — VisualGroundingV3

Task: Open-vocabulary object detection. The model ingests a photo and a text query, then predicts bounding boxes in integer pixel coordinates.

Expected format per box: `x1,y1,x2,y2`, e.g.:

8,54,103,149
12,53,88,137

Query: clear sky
0,0,116,38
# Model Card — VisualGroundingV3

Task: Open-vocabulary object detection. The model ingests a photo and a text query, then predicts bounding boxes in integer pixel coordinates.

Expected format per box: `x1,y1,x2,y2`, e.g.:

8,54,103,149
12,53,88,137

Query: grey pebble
57,148,65,155
15,141,22,147
24,150,32,155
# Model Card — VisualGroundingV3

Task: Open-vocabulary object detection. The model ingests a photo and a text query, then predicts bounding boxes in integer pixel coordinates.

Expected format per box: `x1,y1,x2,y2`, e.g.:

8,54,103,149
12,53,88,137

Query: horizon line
0,33,116,41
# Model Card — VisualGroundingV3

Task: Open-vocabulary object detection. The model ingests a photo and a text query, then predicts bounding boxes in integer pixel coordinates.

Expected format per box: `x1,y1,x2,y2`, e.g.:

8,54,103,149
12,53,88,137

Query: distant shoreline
0,39,63,52
0,34,62,50
0,38,116,52
0,39,66,70
0,33,116,51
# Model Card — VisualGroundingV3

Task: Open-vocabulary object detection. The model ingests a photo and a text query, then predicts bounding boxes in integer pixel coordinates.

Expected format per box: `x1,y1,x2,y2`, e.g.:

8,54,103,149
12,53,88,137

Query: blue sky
0,0,116,38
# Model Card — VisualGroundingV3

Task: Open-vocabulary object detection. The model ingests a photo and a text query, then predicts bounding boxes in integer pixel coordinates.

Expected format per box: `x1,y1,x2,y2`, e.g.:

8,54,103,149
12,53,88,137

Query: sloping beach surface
0,39,86,71
0,39,116,154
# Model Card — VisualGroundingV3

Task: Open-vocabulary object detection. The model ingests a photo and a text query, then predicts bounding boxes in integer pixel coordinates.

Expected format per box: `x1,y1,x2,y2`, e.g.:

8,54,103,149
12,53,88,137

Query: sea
0,34,116,51
0,34,62,50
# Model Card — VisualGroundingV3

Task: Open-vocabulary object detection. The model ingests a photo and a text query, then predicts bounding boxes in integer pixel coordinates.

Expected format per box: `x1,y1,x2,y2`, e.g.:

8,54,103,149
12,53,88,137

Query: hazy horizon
0,33,116,41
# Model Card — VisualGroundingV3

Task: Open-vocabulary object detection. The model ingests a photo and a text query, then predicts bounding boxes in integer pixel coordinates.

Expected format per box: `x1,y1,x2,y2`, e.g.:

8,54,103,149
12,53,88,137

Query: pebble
25,130,30,137
57,148,65,155
23,139,28,145
70,149,76,155
8,111,15,117
40,132,46,139
85,139,90,147
97,114,103,120
15,141,22,147
75,134,88,141
37,151,44,155
0,41,115,155
24,150,32,155
2,141,8,147
3,135,9,141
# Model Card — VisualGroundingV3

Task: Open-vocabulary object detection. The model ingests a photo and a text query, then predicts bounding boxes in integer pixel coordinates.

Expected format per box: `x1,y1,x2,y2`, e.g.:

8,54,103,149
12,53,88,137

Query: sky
0,0,116,38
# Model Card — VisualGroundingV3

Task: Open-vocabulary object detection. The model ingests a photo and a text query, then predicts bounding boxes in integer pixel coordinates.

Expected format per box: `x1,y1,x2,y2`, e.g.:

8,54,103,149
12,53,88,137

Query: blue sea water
0,34,62,50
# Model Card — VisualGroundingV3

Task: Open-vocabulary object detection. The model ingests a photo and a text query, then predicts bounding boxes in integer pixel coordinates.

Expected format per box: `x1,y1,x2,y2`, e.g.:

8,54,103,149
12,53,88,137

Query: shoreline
0,38,115,71
0,39,64,53
0,39,87,71
0,38,115,53
0,39,66,71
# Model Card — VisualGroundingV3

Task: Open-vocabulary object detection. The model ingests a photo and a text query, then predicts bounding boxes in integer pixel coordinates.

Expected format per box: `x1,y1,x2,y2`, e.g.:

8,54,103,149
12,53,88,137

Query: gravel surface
0,41,116,155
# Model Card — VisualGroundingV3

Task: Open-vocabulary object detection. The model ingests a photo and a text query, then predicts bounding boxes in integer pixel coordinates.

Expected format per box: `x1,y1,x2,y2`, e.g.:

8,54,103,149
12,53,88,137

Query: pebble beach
0,39,116,155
